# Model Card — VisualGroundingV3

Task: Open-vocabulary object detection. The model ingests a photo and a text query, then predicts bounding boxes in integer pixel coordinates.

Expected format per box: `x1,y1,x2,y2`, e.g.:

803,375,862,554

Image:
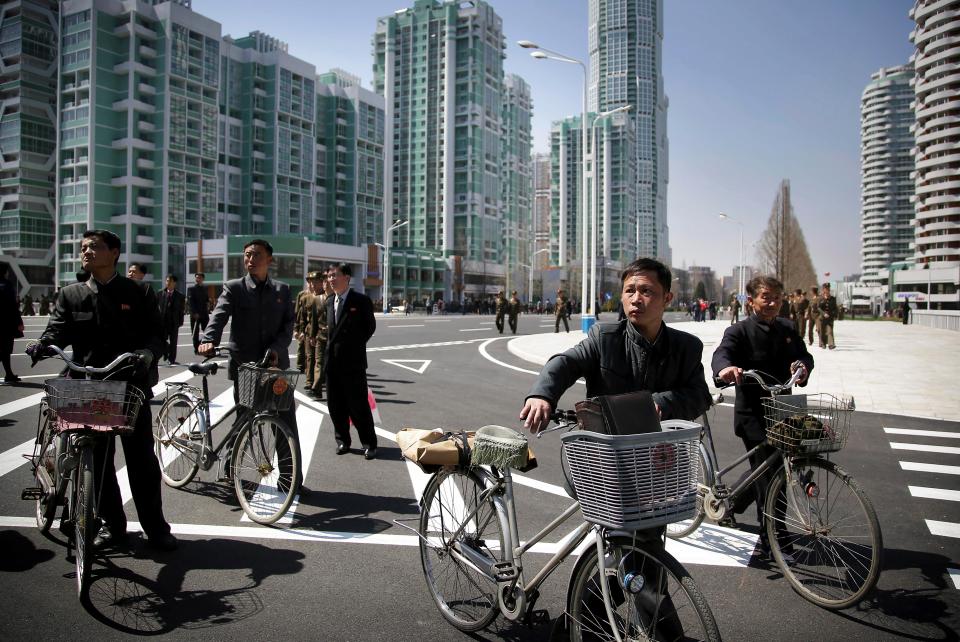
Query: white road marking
909,486,960,502
367,339,486,352
900,461,960,475
0,439,37,478
459,328,491,332
477,337,586,384
381,359,431,375
927,520,960,538
387,324,425,328
950,568,960,590
884,427,960,439
0,392,45,419
890,442,960,455
511,472,570,498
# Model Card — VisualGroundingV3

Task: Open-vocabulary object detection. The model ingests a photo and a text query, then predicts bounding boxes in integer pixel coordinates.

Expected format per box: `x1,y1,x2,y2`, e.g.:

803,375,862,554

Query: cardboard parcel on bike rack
396,428,537,474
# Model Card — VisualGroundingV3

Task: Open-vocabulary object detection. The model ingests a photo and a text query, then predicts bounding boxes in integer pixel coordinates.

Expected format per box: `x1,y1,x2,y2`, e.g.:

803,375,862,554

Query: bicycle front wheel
34,412,58,532
154,392,201,488
568,535,721,642
419,467,507,633
764,457,882,610
74,444,96,601
232,415,300,524
666,449,707,539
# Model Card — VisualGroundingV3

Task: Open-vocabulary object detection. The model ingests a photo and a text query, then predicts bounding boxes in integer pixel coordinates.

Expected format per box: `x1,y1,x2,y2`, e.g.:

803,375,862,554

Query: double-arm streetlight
382,218,408,313
718,212,744,300
518,39,590,330
589,105,632,317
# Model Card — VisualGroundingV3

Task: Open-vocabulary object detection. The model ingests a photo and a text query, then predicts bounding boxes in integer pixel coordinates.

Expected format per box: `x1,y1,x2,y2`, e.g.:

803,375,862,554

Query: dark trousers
495,312,505,334
95,403,170,539
163,326,179,363
191,313,208,353
1,336,14,377
736,435,778,524
508,315,518,334
555,314,569,333
326,370,376,449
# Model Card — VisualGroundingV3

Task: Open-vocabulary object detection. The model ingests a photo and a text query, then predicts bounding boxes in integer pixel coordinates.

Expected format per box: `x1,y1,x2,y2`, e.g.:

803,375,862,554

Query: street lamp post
718,213,744,301
527,247,550,304
590,105,632,320
382,219,408,314
518,39,590,331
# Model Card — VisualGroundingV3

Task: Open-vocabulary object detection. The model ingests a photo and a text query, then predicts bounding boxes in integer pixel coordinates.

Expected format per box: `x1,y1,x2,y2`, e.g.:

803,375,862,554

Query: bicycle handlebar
27,342,142,376
715,364,806,394
535,408,579,439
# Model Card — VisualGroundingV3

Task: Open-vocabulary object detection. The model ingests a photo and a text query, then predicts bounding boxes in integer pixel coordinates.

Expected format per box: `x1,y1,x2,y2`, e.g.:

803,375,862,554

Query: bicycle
152,348,301,524
20,344,145,601
401,415,722,641
665,368,882,610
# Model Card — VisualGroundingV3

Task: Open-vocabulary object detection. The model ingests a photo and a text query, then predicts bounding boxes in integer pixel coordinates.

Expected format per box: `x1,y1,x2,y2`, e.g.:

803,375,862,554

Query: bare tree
756,180,818,291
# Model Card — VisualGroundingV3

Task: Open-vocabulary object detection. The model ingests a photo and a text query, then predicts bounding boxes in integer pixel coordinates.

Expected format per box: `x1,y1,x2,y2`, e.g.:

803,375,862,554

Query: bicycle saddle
188,362,219,376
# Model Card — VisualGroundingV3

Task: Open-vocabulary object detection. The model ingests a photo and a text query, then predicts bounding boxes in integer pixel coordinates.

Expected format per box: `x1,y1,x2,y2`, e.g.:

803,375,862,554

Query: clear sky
193,0,916,280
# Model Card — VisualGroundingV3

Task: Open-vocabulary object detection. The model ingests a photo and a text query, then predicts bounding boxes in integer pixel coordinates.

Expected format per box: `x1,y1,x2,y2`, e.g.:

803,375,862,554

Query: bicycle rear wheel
74,444,96,601
232,415,300,524
419,467,506,633
154,392,201,488
33,412,58,532
764,457,882,609
568,535,721,642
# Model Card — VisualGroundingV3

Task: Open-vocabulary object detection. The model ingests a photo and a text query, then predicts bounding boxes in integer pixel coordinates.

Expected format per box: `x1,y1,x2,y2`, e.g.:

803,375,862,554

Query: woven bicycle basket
236,364,300,412
470,425,529,469
560,426,701,531
762,393,853,455
44,378,144,434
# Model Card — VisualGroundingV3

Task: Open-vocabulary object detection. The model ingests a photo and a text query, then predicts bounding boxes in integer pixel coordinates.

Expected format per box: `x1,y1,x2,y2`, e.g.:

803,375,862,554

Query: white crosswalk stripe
900,461,960,475
884,427,960,439
890,442,960,455
909,486,960,502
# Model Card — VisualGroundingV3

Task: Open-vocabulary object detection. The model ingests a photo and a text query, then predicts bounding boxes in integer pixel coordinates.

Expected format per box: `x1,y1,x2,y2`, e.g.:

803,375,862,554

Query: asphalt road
0,311,958,641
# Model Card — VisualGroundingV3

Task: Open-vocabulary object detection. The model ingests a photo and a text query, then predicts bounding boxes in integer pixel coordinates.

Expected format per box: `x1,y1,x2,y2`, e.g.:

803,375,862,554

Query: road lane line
511,472,570,498
478,337,585,384
909,486,960,502
0,392,45,419
927,520,960,538
950,568,960,589
900,461,960,475
0,438,37,478
890,442,960,455
885,427,960,439
367,338,486,352
459,328,491,332
387,324,425,328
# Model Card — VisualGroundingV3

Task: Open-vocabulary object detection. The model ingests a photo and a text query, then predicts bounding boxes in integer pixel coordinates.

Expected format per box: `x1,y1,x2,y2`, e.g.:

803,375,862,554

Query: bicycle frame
163,378,248,474
697,420,783,510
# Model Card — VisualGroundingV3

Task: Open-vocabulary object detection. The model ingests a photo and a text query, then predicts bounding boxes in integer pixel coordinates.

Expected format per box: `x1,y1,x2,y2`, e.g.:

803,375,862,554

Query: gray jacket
201,274,294,378
527,319,711,421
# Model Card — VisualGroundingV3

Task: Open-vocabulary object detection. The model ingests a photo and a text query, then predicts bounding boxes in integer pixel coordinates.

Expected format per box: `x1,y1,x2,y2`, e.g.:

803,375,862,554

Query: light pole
382,218,408,313
590,105,632,319
718,213,744,301
518,39,590,331
527,247,550,304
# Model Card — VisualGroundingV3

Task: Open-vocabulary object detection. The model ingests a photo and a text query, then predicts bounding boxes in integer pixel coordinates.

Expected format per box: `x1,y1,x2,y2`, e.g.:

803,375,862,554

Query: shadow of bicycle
83,537,305,634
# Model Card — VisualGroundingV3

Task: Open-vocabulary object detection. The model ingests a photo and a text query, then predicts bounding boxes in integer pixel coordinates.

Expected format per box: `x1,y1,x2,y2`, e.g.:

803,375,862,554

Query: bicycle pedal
492,561,519,582
21,487,43,501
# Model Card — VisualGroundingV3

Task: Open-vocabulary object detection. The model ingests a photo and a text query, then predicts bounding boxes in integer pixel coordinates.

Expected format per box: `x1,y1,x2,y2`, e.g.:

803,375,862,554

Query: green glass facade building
0,0,58,294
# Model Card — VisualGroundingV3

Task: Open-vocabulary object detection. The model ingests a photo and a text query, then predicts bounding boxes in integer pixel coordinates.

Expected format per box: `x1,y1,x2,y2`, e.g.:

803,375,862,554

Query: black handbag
574,390,661,435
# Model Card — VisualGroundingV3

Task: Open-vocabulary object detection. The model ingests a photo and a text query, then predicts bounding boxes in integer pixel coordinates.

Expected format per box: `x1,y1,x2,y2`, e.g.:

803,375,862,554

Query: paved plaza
508,318,960,422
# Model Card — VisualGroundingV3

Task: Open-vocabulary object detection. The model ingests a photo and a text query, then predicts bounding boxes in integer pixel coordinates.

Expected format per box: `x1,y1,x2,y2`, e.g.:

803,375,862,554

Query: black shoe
4,375,21,384
364,447,377,460
147,533,178,551
336,443,350,455
93,526,129,549
717,514,739,529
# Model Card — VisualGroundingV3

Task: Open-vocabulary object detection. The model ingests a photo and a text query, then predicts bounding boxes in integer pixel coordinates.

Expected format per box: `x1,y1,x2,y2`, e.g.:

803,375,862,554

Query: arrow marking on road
381,359,431,375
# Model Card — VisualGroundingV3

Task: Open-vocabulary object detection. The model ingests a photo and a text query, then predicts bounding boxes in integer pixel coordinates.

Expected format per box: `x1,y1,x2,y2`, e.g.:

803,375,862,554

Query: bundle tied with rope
470,425,530,470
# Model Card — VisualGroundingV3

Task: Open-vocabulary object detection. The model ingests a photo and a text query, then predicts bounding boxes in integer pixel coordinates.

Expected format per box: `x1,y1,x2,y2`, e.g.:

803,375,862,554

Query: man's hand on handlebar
520,397,553,434
197,342,217,357
25,342,53,366
790,360,809,385
716,366,743,386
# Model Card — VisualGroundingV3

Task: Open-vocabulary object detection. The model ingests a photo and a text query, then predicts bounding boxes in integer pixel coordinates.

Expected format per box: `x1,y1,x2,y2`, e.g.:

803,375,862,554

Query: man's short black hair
195,272,205,278
620,258,672,292
795,288,803,296
746,275,784,297
821,282,831,289
83,229,121,265
166,273,178,283
128,262,147,275
331,262,352,278
243,239,273,256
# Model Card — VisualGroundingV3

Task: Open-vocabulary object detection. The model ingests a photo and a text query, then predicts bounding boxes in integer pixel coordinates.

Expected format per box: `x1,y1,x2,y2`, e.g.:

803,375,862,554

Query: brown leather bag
574,390,661,436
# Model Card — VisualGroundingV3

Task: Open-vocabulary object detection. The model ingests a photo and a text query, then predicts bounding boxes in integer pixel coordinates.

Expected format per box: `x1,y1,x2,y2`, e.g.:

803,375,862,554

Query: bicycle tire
666,449,707,539
232,415,300,524
34,412,58,533
568,535,722,642
419,467,507,633
764,457,882,610
74,444,95,601
154,392,200,488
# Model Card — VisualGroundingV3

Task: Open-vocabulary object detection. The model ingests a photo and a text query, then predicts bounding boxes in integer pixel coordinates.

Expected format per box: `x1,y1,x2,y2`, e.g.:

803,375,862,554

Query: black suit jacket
187,284,209,316
158,288,185,329
40,275,163,396
325,289,376,373
0,279,23,341
711,314,814,439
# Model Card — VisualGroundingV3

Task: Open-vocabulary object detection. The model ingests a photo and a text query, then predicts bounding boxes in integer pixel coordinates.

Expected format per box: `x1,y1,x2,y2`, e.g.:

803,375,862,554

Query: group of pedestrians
782,283,838,350
494,290,522,334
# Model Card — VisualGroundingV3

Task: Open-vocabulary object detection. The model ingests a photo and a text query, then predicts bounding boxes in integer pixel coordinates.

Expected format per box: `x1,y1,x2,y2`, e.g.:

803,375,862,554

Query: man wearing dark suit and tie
158,274,186,364
325,262,378,459
187,272,209,354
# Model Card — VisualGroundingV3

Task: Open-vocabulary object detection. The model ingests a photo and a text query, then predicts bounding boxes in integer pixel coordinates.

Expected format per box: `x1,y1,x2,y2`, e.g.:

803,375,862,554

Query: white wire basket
236,364,300,411
762,393,854,454
44,378,144,434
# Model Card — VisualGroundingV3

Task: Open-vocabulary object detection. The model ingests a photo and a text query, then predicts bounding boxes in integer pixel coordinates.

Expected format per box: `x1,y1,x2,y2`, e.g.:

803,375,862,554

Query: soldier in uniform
817,282,838,349
294,275,315,382
555,288,569,333
21,293,34,316
298,273,319,390
494,291,507,334
730,294,741,324
38,293,51,316
508,290,521,334
792,289,809,343
309,270,332,398
807,286,821,346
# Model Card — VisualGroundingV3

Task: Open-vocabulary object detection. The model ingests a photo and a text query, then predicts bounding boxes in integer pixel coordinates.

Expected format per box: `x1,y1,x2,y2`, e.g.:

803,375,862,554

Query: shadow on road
83,537,305,635
293,488,417,533
0,529,55,571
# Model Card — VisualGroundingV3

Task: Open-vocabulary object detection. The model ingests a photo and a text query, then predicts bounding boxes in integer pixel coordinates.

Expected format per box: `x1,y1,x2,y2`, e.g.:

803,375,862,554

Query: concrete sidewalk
507,318,960,422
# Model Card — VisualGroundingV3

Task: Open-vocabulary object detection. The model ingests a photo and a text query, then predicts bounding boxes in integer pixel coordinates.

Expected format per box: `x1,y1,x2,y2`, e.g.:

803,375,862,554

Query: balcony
110,212,154,225
111,175,154,188
138,45,157,59
136,158,155,170
112,98,156,114
136,196,155,207
138,82,156,95
113,61,157,78
112,137,156,151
